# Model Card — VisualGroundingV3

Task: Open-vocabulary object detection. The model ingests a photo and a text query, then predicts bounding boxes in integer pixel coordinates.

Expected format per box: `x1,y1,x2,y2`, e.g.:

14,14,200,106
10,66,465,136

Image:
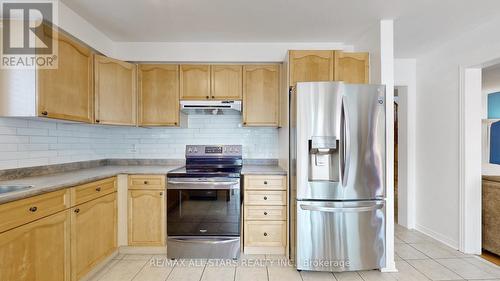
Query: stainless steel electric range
166,145,242,259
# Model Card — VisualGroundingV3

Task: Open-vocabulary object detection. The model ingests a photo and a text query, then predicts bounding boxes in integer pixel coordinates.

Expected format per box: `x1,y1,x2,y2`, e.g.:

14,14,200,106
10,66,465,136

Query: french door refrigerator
290,82,386,272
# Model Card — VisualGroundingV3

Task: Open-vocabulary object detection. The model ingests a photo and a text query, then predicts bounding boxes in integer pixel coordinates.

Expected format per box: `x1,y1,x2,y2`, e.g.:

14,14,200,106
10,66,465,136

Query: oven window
167,189,241,236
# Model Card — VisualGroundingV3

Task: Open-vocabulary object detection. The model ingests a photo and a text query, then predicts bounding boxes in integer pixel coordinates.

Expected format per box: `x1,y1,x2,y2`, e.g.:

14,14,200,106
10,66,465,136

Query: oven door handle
167,180,240,190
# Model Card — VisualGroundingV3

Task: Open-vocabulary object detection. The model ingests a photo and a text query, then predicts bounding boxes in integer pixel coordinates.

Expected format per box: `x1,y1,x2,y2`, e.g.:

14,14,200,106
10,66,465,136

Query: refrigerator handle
340,97,351,187
300,203,384,213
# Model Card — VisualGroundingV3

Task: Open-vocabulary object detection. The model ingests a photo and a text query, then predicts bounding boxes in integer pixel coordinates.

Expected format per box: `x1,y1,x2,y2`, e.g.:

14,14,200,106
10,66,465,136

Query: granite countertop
0,165,179,204
241,165,287,175
0,163,286,204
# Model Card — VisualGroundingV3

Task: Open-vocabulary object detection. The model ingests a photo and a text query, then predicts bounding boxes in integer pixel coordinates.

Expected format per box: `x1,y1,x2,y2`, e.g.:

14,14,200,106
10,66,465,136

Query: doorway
479,65,500,265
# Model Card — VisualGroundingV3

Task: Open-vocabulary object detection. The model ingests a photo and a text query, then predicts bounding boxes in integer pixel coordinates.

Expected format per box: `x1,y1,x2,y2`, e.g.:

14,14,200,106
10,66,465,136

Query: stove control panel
186,145,242,157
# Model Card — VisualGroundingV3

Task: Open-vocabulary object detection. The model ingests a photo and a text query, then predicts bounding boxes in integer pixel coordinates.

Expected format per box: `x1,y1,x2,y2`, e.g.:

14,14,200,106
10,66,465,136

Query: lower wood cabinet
128,190,166,246
70,192,117,281
0,210,71,281
243,175,287,255
128,175,166,246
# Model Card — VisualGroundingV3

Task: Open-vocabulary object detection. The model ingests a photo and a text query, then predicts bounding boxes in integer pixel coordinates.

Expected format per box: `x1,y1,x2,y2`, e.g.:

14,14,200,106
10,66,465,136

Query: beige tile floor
88,225,500,281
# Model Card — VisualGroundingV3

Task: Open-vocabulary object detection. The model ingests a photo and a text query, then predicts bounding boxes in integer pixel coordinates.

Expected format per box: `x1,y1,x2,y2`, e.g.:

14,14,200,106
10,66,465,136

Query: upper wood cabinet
138,64,180,126
243,65,280,127
94,55,137,125
70,192,117,281
334,52,369,84
0,210,71,281
211,65,243,100
180,64,211,100
37,28,93,122
288,50,334,87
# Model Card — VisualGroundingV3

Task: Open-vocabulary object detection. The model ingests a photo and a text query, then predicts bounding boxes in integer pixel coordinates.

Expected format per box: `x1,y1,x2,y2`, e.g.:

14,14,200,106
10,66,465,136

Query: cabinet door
139,64,179,126
0,210,70,281
334,52,369,84
37,28,93,122
128,190,165,246
70,193,117,281
243,65,280,127
180,65,211,100
289,50,334,87
94,55,137,125
211,65,242,100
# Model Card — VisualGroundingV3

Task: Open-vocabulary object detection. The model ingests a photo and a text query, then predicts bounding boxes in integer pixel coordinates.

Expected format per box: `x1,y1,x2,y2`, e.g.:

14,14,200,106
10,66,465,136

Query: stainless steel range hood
180,100,242,115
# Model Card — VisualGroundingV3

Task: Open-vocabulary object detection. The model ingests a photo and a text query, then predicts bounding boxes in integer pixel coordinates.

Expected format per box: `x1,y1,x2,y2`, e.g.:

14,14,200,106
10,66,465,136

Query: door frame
459,57,500,254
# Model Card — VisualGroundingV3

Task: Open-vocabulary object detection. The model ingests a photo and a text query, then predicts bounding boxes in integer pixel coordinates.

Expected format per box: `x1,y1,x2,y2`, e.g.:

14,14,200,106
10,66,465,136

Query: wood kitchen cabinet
128,190,166,246
289,50,334,87
288,50,369,87
128,175,166,246
70,192,117,281
0,210,71,281
94,55,137,125
242,65,280,127
334,51,369,84
211,65,243,100
180,64,211,100
139,64,180,126
243,175,287,255
37,26,94,123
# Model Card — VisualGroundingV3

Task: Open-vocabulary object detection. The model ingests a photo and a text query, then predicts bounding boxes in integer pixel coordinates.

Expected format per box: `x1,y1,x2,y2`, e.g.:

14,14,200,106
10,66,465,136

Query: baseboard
415,223,459,249
119,246,167,254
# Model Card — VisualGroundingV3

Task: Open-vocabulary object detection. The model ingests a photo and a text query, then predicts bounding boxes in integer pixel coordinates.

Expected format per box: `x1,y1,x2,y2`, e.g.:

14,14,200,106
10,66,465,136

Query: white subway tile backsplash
16,128,49,136
0,115,279,169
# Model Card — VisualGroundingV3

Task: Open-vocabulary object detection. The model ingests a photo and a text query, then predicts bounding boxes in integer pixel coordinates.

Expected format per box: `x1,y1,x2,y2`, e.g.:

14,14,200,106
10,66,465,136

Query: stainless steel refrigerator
290,82,386,272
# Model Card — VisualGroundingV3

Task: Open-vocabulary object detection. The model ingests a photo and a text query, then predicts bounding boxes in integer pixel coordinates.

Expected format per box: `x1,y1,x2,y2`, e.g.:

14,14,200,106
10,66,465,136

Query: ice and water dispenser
308,136,340,182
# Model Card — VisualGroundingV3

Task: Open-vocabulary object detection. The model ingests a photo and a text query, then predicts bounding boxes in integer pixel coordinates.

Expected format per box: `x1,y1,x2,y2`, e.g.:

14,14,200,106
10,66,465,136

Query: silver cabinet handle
300,203,383,213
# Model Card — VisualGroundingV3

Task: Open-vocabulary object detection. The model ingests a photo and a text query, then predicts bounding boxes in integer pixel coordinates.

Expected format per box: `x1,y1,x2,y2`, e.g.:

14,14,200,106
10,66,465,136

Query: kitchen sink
0,185,33,195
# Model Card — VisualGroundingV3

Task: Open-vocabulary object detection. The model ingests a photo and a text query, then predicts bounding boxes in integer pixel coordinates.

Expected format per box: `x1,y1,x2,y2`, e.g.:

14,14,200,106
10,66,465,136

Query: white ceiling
61,0,500,57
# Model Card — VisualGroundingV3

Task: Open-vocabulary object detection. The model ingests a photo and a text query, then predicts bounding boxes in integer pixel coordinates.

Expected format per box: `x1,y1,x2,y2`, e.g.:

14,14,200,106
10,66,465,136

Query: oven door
166,178,241,237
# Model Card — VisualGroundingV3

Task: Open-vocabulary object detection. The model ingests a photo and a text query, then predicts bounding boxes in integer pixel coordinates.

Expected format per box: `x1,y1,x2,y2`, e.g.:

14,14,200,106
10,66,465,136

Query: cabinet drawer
128,175,165,190
244,221,286,247
244,190,286,205
245,175,286,190
244,205,286,220
0,189,70,233
71,177,116,206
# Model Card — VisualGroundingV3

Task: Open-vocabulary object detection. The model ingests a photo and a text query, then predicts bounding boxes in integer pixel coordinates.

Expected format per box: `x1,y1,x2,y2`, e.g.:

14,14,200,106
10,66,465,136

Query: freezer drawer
296,200,385,272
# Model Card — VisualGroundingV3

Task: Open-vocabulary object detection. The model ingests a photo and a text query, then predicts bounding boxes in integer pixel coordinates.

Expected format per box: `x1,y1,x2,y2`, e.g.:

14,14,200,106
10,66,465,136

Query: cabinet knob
29,206,38,212
41,111,48,116
160,192,163,196
211,96,214,98
74,208,80,214
95,120,100,123
144,181,149,184
243,122,247,125
264,232,268,237
95,187,101,192
263,196,268,200
264,212,268,216
264,181,268,185
206,96,209,99
174,122,178,126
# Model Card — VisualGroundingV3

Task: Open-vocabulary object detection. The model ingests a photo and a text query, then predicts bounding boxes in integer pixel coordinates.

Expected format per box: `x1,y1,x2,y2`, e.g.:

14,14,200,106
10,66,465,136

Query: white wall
415,16,500,249
394,59,417,229
0,116,278,170
113,42,352,62
58,2,114,56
